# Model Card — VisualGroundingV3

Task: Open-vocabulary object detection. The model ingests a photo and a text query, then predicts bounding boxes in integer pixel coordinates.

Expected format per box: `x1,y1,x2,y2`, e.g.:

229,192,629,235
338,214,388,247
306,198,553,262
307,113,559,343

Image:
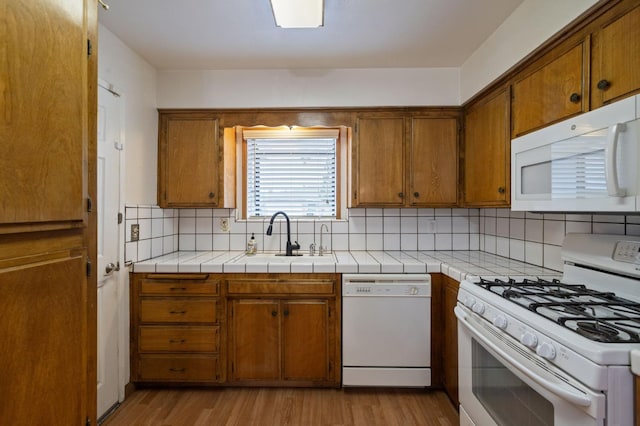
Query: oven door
455,306,606,426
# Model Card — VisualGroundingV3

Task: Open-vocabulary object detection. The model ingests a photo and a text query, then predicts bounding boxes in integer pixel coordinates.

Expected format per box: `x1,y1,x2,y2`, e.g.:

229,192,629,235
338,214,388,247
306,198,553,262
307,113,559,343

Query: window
239,127,347,219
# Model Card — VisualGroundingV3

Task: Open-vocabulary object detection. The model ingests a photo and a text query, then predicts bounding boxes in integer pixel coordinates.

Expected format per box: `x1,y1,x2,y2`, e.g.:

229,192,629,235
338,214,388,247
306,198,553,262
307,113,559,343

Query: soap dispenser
247,233,257,254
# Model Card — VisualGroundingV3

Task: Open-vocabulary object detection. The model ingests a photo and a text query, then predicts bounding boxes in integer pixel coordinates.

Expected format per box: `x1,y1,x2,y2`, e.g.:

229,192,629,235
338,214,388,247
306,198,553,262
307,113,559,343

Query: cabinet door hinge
87,39,92,56
328,306,331,317
117,212,123,224
354,191,357,200
86,416,91,426
86,258,92,277
87,197,93,213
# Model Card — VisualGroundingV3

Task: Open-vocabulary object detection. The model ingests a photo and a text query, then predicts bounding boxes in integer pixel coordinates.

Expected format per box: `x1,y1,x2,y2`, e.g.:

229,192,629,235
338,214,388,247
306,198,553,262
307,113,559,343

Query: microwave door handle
454,306,593,407
605,123,627,197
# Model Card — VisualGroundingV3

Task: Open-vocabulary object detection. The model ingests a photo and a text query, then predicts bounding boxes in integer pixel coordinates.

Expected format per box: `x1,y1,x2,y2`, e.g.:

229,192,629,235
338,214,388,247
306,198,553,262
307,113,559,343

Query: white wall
98,24,158,204
157,67,460,108
460,0,599,102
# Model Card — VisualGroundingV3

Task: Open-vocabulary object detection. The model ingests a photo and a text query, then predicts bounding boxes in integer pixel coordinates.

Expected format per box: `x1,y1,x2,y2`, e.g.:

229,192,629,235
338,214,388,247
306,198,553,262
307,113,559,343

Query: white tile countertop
132,250,561,282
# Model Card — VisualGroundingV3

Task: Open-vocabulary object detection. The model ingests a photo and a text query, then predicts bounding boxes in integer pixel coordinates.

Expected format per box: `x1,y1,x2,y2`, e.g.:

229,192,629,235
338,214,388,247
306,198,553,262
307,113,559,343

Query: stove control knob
472,302,485,315
536,342,556,360
464,297,476,309
492,315,508,330
520,332,538,349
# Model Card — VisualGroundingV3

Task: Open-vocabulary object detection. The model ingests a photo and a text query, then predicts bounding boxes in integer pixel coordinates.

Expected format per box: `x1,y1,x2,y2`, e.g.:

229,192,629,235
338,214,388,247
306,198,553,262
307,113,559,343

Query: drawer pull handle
271,311,277,317
169,310,187,314
169,368,186,373
169,287,187,291
169,339,186,344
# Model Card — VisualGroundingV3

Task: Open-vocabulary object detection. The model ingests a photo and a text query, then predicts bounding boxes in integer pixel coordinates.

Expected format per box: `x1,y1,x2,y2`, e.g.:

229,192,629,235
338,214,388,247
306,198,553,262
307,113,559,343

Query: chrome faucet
266,211,300,256
319,223,329,256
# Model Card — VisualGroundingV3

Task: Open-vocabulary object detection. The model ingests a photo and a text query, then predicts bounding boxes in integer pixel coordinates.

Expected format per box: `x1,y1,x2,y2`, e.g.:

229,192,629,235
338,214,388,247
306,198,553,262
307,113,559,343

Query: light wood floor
101,387,458,426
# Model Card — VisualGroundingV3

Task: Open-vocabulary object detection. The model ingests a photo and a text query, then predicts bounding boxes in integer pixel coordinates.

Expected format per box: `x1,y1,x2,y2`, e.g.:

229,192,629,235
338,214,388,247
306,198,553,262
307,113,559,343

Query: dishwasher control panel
342,274,431,297
344,285,427,296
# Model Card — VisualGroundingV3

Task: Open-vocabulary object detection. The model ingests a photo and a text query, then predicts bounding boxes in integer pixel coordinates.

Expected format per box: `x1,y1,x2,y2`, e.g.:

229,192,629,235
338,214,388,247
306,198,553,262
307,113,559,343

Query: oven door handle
455,306,592,407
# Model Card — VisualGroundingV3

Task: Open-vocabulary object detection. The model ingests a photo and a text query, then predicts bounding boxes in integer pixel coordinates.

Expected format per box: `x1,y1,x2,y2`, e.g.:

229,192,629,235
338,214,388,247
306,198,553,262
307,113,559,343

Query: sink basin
233,252,336,264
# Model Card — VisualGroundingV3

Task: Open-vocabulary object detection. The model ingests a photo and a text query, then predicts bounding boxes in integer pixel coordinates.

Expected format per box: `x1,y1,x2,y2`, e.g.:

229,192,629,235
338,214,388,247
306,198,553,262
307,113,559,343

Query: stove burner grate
474,277,640,343
575,321,621,342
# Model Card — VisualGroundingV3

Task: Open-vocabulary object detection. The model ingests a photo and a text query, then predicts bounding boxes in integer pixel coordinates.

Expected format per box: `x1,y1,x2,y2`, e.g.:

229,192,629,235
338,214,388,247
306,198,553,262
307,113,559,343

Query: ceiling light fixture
270,0,324,28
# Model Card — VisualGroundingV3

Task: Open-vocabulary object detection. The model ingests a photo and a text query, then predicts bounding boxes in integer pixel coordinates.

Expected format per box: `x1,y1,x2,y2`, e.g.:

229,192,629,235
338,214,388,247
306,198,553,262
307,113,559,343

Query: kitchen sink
233,252,336,264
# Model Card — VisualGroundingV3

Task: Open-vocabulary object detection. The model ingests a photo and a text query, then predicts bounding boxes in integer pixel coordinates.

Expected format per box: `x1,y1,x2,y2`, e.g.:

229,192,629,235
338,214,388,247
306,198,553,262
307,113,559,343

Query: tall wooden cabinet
463,87,511,207
0,0,97,424
158,113,235,208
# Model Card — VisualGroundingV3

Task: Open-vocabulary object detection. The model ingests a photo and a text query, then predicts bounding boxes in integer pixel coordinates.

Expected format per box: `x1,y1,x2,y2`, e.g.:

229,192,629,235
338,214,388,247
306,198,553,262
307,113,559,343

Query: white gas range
456,233,640,426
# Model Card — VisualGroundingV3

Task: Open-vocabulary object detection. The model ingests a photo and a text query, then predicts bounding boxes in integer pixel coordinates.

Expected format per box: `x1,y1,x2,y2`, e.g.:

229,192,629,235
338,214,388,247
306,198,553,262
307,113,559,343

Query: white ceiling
98,0,525,70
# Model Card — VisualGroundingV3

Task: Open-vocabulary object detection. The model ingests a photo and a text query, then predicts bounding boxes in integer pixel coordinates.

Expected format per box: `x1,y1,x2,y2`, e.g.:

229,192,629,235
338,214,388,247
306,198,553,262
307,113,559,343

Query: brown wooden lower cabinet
130,273,224,384
130,273,340,387
442,275,460,407
227,274,340,387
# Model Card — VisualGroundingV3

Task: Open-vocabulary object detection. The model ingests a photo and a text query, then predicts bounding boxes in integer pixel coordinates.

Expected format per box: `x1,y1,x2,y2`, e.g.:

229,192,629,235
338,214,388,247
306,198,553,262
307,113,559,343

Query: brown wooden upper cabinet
591,3,640,109
409,117,459,207
512,41,588,137
351,116,405,207
464,87,511,207
158,113,235,208
351,114,459,207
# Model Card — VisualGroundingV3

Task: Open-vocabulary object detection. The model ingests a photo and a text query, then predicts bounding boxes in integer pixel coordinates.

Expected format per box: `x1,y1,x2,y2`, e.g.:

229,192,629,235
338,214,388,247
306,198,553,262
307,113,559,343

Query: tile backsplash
124,204,640,272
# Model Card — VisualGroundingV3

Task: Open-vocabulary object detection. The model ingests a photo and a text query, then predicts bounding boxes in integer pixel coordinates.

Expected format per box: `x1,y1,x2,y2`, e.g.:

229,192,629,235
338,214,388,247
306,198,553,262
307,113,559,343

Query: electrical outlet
220,218,229,232
131,224,140,241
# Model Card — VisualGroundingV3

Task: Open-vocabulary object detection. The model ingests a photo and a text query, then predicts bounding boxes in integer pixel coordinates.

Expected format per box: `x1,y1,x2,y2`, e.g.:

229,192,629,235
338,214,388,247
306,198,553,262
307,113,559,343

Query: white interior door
97,83,122,419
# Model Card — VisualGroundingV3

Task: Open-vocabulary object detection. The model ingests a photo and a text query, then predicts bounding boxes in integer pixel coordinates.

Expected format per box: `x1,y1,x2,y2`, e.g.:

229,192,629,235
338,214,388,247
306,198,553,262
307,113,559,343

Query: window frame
236,125,348,220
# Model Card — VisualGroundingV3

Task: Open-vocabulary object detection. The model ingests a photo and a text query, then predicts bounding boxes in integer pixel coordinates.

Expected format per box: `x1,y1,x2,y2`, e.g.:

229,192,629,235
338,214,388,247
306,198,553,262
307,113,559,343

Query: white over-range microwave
511,94,640,212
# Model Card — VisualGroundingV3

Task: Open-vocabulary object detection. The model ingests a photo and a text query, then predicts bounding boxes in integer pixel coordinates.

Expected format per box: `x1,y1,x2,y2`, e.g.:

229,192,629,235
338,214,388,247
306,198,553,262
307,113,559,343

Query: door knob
105,262,116,275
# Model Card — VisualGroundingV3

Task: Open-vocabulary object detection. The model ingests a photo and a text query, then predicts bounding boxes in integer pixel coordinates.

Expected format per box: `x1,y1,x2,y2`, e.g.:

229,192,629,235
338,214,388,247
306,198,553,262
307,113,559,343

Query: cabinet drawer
139,326,219,352
137,355,219,381
140,299,218,323
227,280,335,295
140,277,219,296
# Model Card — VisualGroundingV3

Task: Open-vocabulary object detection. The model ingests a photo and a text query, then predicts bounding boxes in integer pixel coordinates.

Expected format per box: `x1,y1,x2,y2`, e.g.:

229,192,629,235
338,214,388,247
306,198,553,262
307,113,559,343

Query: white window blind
246,135,337,218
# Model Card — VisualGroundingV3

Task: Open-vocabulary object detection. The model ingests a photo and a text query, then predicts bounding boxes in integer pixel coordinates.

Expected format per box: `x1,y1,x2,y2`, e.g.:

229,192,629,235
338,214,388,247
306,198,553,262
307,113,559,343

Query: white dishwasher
342,273,431,387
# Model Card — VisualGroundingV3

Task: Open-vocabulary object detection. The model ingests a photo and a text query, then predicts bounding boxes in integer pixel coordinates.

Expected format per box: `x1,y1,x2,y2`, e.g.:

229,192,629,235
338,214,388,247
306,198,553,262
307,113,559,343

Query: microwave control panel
613,241,640,264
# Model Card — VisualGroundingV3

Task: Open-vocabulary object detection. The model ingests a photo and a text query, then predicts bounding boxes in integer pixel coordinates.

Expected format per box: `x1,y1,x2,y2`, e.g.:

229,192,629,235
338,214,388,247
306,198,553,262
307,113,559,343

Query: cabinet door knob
498,187,506,194
271,311,277,317
597,79,611,90
413,192,419,198
569,93,581,103
398,192,404,198
284,310,289,316
208,192,215,199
